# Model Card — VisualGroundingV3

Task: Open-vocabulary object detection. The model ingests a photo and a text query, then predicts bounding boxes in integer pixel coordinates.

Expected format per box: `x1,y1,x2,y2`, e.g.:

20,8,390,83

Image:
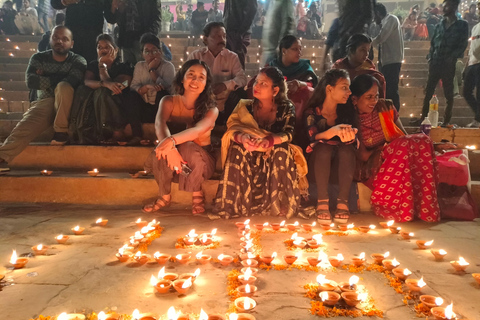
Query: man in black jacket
51,0,116,63
223,0,257,69
114,0,161,64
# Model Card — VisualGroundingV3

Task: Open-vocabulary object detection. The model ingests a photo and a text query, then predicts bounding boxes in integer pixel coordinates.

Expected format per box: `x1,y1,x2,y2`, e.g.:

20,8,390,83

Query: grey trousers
0,81,74,163
145,142,216,196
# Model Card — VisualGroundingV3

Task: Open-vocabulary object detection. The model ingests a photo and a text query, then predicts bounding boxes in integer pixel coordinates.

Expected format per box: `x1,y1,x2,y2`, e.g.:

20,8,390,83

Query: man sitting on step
187,22,247,126
0,25,86,172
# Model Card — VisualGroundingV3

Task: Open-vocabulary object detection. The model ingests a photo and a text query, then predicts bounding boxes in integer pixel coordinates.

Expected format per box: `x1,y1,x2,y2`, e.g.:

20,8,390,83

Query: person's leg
143,151,174,212
53,81,74,133
122,90,144,140
441,60,456,124
381,63,402,111
462,64,479,122
421,62,442,120
309,143,334,220
0,98,55,163
335,144,356,220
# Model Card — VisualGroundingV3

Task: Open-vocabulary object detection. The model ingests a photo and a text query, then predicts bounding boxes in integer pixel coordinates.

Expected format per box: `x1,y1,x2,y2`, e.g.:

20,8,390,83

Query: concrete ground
1,204,479,320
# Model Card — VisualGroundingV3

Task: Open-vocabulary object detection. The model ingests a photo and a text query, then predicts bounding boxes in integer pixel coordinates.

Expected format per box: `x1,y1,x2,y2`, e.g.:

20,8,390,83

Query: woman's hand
237,133,258,151
102,81,124,95
254,137,271,149
155,137,175,156
330,124,358,142
98,49,115,66
287,80,305,93
165,148,185,173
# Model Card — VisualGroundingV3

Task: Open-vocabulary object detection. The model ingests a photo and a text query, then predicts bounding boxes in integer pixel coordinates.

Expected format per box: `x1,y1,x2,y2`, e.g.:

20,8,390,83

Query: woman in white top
128,32,176,145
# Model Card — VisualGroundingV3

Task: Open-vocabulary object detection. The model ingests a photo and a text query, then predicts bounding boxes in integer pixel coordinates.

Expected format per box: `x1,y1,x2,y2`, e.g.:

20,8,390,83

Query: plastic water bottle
428,95,439,127
420,117,432,136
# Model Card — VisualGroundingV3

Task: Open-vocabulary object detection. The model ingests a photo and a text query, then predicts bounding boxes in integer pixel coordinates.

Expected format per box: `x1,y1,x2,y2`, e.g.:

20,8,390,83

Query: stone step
0,90,29,101
0,81,28,91
0,56,30,64
1,63,29,72
0,35,42,42
0,41,38,50
0,72,27,81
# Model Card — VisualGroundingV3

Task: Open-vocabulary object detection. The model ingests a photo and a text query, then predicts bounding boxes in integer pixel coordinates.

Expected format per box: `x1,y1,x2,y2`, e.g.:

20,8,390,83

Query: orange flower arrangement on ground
174,237,221,250
137,227,163,252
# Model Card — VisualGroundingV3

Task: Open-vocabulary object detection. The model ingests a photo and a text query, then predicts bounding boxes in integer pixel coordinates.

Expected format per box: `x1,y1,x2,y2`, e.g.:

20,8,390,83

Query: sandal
334,199,350,224
192,195,205,215
142,197,171,213
316,200,332,223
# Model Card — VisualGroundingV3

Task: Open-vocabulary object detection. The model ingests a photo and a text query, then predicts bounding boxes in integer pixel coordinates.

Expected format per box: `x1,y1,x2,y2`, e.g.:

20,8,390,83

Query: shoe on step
51,132,69,146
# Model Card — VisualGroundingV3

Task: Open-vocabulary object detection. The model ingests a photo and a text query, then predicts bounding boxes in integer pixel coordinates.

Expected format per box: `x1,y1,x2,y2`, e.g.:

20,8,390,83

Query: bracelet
168,136,176,149
265,135,274,148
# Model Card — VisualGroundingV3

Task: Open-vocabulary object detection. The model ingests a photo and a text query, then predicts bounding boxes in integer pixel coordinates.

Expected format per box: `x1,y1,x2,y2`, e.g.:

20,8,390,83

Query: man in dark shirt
420,0,468,126
0,26,86,171
191,2,208,37
224,0,257,69
51,0,116,63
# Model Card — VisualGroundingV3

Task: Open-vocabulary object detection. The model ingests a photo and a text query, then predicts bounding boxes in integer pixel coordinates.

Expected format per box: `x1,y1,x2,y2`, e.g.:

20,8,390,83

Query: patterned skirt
213,142,301,218
370,134,440,222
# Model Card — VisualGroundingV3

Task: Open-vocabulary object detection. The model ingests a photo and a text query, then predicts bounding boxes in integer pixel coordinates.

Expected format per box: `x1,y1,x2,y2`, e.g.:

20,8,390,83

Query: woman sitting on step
143,59,218,215
69,34,134,145
128,33,175,146
351,74,440,222
210,66,308,220
304,69,357,224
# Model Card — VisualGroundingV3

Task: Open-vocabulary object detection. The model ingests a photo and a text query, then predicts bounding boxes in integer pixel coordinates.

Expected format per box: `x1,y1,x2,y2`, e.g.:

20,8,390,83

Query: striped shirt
26,50,87,100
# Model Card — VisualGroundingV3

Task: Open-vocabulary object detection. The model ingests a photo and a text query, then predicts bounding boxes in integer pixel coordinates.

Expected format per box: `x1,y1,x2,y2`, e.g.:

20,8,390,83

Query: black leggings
309,143,356,202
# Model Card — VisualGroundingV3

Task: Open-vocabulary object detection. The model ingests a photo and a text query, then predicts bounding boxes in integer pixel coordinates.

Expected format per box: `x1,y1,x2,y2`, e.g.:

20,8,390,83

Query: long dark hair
305,69,349,112
173,59,216,123
96,33,118,49
350,73,379,98
255,66,289,106
277,35,299,62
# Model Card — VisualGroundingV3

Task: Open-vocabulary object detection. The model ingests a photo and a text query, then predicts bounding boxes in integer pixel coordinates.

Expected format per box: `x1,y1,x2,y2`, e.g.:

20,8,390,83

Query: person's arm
271,101,295,144
372,16,395,46
84,69,101,89
225,54,247,90
170,107,218,144
155,95,174,141
156,61,176,91
450,21,470,60
427,24,439,61
25,53,52,90
130,63,143,93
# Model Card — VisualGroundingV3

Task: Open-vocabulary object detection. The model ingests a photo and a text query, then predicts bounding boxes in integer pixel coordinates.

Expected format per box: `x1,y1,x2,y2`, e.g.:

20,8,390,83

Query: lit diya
241,267,258,277
371,251,389,264
382,258,400,270
196,251,212,264
392,267,412,281
316,274,337,291
351,252,366,267
131,309,157,320
358,225,375,233
302,221,316,231
405,277,427,292
9,250,28,269
157,267,178,282
283,252,299,265
320,223,334,231
153,252,171,264
260,252,277,265
235,219,250,230
307,251,325,266
238,269,257,285
236,284,257,297
431,303,456,320
31,244,48,255
328,253,344,267
116,247,132,262
96,218,108,226
419,295,443,309
133,251,150,264
307,234,323,248
319,291,340,306
254,222,268,230
341,292,367,307
218,254,234,266
173,277,193,295
88,168,99,177
56,312,86,320
71,226,85,235
388,226,401,234
450,257,469,272
179,269,200,284
431,249,447,261
379,220,394,229
339,275,359,292
286,221,299,231
41,170,53,176
176,254,191,265
150,275,172,294
241,259,259,268
55,234,69,244
338,223,354,232
400,231,414,240
136,218,147,228
234,297,256,312
416,240,434,249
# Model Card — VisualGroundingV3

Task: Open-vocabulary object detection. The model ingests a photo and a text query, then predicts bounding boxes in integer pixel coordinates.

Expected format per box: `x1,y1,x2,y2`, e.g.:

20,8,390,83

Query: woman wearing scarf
351,74,440,222
210,66,308,220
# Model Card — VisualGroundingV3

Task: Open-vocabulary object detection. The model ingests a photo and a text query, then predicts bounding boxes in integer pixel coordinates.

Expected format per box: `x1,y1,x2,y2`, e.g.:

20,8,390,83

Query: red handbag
436,149,470,186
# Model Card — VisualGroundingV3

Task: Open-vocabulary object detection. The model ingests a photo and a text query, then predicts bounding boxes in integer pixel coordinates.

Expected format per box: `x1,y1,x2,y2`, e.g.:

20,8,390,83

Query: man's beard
52,46,70,56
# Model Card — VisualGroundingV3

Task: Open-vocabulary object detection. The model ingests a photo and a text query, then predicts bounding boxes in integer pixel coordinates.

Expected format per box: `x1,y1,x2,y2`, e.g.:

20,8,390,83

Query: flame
349,275,359,286
387,220,394,227
244,219,250,225
244,233,251,240
176,254,183,260
458,257,469,266
247,252,255,259
134,231,143,239
291,232,298,240
73,226,80,231
118,247,125,256
150,275,158,286
337,253,344,261
93,168,98,173
409,232,414,237
320,291,329,301
199,309,208,320
244,297,251,309
293,239,303,246
132,309,140,319
37,244,43,250
196,251,203,259
135,251,142,259
417,277,426,288
396,227,401,231
244,225,250,231
347,223,354,229
244,267,252,275
201,234,208,243
358,293,368,301
229,313,238,320
187,229,197,238
358,252,365,260
445,303,455,319
150,219,157,225
263,222,269,227
9,250,17,264
403,268,412,276
294,221,299,226
245,284,251,293
317,251,324,262
141,227,149,234
194,268,200,277
96,218,103,223
392,258,400,267
312,234,323,244
425,240,434,246
57,313,68,320
136,218,141,223
244,268,252,280
246,259,253,266
98,311,107,320
272,252,277,258
153,251,161,259
57,234,64,240
210,228,217,236
384,251,390,258
435,297,444,306
167,306,178,320
330,223,334,227
218,254,225,260
316,274,328,285
312,222,317,226
439,249,447,255
158,267,165,279
369,225,376,229
280,220,285,226
182,277,192,288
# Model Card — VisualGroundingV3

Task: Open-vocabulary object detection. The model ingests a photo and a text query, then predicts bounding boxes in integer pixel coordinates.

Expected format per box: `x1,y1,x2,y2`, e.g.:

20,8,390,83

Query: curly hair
172,59,216,123
255,66,289,106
